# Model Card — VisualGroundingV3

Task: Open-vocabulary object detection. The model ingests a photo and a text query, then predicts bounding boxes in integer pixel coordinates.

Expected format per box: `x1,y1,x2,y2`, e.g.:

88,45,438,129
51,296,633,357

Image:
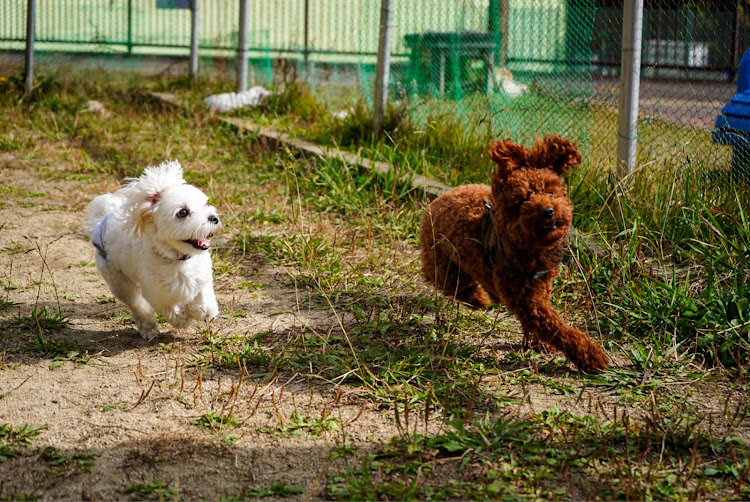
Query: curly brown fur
420,134,609,373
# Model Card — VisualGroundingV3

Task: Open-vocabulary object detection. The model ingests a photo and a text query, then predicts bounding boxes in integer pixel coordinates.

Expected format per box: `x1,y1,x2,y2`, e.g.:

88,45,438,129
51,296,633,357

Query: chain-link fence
0,0,745,178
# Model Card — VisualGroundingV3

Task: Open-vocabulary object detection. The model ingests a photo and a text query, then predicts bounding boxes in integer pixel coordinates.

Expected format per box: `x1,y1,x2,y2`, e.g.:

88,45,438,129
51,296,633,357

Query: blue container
713,48,750,179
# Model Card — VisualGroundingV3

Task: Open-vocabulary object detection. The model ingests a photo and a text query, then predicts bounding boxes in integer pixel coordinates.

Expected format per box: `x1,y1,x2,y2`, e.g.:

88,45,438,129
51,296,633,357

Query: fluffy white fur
83,160,221,340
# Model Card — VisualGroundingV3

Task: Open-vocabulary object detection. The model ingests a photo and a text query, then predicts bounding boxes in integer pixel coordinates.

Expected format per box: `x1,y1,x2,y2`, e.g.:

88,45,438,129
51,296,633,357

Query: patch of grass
20,334,92,370
246,207,286,225
562,164,750,373
0,240,34,255
123,481,175,501
41,447,98,473
237,280,265,292
278,411,339,438
0,351,16,371
189,332,274,370
190,412,242,430
13,306,69,332
101,402,125,413
225,482,304,500
0,298,22,311
97,294,116,304
190,411,242,445
0,492,38,502
0,423,44,463
329,406,750,500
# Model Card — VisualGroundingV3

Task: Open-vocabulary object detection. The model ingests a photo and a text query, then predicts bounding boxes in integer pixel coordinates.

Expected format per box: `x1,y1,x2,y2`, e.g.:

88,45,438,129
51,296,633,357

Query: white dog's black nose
542,207,554,219
208,215,219,225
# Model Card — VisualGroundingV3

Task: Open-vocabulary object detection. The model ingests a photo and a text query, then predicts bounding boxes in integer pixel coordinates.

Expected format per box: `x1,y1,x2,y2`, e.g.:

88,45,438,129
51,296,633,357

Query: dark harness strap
91,213,111,260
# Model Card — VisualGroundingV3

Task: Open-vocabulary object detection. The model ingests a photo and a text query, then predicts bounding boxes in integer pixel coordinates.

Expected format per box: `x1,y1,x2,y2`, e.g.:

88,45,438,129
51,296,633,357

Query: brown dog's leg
513,305,609,373
428,260,490,309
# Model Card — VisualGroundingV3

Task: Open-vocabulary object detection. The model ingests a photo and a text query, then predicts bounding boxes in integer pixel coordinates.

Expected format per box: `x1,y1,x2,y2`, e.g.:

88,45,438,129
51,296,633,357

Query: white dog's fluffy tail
82,193,125,238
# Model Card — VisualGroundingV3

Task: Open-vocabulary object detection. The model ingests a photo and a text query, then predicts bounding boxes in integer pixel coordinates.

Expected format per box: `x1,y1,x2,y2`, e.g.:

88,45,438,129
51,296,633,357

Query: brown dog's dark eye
176,208,189,218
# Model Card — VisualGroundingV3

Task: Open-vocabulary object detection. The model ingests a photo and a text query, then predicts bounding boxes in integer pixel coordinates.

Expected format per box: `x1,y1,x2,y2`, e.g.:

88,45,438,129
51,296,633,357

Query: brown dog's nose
541,207,554,219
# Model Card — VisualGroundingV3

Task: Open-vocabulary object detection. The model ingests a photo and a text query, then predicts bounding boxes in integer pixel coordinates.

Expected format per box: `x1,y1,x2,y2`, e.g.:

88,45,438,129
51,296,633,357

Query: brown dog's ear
530,134,581,175
488,138,529,195
488,138,529,180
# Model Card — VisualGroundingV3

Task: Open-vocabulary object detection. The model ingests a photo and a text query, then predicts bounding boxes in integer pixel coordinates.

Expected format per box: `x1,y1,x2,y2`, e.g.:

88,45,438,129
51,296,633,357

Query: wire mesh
0,0,745,179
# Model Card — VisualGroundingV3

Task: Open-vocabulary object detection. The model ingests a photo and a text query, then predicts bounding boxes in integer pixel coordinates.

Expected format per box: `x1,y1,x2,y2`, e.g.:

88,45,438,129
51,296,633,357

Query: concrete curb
219,116,449,200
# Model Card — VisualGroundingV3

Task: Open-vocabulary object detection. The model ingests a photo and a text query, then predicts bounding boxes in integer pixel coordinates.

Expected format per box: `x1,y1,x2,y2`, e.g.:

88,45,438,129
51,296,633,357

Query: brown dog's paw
571,344,610,374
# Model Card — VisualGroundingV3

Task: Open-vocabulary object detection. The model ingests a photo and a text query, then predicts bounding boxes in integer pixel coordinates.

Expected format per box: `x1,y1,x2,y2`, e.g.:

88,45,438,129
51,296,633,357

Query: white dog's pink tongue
196,238,210,249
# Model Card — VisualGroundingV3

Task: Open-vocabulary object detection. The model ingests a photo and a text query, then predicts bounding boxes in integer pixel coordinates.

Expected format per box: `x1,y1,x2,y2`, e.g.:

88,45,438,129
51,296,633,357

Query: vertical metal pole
730,0,740,80
127,0,133,54
373,0,393,140
616,0,643,177
24,0,35,95
189,0,200,82
303,0,310,68
237,0,249,92
500,0,508,67
488,0,500,65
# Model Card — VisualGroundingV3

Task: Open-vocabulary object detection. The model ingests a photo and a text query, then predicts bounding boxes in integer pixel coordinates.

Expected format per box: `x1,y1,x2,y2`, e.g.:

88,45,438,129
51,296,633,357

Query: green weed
123,481,175,501
190,411,242,445
0,423,44,463
189,332,274,370
19,333,93,370
13,306,69,333
101,402,125,413
279,411,339,437
229,482,304,499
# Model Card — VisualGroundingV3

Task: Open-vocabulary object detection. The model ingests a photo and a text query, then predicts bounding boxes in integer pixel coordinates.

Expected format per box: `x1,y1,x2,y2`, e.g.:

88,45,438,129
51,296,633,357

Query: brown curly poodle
419,135,609,373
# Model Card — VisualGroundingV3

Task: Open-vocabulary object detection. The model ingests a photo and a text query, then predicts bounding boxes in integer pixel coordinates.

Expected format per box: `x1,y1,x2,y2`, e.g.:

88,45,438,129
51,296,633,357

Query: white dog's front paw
134,316,160,341
205,302,219,321
166,306,191,329
138,325,160,341
188,300,219,322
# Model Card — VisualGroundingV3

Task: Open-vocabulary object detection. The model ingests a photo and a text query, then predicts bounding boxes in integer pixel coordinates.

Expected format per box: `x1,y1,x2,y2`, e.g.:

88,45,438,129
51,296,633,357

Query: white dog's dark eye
176,208,189,218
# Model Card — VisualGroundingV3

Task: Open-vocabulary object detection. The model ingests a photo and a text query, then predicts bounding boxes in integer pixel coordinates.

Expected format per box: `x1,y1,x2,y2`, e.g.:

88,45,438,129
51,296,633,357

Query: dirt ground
0,156,413,500
2,141,749,500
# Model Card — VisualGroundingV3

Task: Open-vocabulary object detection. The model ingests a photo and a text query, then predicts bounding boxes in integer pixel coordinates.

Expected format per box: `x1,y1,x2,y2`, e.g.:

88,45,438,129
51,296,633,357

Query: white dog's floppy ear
122,189,161,236
121,160,186,236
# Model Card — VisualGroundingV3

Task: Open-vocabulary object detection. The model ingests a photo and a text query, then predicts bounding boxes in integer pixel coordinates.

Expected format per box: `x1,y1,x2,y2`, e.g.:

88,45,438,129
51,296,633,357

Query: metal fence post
373,0,393,140
127,0,133,54
730,0,740,80
237,0,249,92
617,0,643,177
190,0,200,82
303,0,310,68
24,0,35,95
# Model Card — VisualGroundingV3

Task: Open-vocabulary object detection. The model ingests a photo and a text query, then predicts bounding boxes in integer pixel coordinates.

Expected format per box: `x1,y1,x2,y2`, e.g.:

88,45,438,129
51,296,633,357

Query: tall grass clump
227,71,750,374
566,163,750,373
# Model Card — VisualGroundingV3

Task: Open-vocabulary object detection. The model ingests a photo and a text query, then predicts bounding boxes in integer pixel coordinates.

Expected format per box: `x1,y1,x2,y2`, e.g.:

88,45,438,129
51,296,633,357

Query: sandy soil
2,149,748,501
0,158,406,501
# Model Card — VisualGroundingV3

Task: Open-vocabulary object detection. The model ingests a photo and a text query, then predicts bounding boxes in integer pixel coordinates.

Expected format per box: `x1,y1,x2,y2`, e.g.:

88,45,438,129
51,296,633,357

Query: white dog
83,160,221,340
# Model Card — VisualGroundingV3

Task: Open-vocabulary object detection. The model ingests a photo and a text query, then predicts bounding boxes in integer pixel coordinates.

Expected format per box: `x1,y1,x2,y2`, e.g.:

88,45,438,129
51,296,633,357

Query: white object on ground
204,86,272,113
86,100,112,118
495,68,528,98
